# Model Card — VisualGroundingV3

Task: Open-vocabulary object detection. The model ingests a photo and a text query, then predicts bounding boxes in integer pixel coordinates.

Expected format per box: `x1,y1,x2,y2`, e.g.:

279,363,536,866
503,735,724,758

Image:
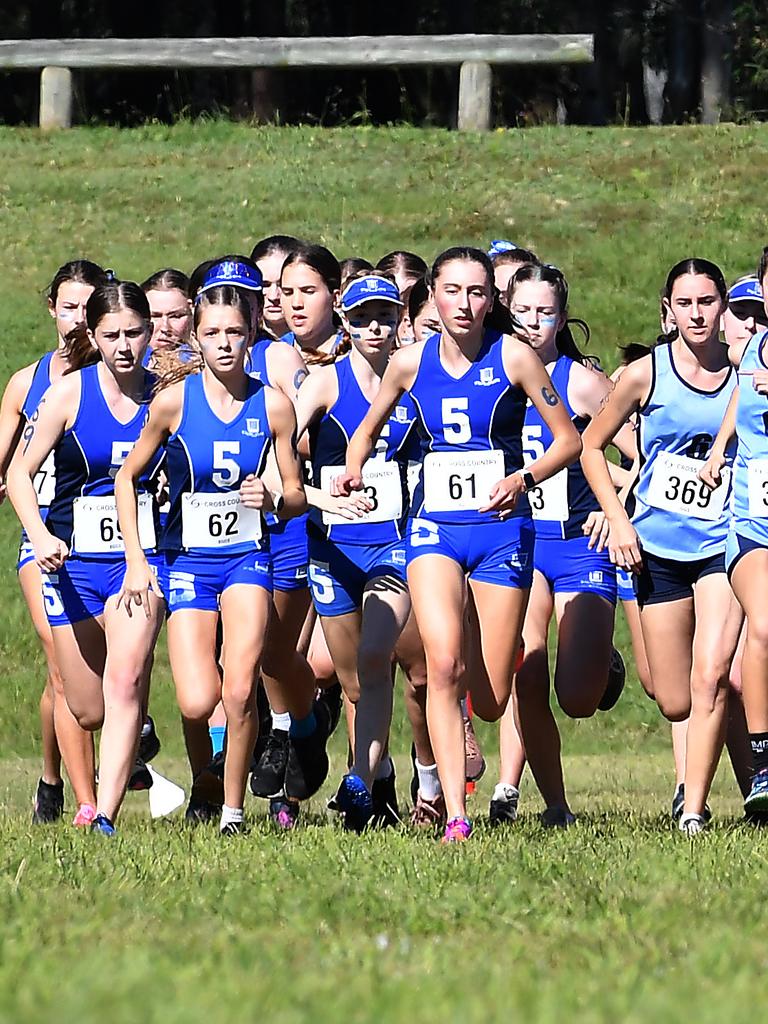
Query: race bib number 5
647,452,730,521
181,492,262,549
320,462,402,526
73,493,155,554
422,450,504,513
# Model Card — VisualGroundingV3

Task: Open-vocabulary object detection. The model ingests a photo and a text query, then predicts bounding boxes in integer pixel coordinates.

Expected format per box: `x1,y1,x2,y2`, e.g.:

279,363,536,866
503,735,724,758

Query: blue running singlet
523,354,599,539
161,372,272,555
309,355,418,546
729,329,768,549
21,352,56,511
409,330,529,524
632,342,736,561
45,363,162,558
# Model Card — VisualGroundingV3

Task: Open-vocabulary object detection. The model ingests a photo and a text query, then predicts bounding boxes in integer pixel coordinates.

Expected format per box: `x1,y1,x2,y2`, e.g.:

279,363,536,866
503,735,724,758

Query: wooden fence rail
0,34,594,130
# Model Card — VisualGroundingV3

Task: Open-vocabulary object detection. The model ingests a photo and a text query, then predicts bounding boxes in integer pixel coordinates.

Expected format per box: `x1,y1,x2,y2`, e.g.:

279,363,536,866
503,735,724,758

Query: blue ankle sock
209,725,226,756
289,711,317,739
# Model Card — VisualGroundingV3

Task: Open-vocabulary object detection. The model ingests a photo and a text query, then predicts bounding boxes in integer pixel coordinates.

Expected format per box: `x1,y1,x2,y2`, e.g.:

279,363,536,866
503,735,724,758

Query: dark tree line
1,1,766,126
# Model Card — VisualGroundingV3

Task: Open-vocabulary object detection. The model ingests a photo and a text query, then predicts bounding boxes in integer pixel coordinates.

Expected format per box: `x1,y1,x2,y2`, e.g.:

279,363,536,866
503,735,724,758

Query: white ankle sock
271,711,291,732
492,783,519,803
415,760,442,801
220,805,244,828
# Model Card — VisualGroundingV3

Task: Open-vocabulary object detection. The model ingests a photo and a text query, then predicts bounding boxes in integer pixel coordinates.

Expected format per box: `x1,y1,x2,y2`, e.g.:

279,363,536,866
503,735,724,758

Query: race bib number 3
647,452,729,521
748,460,768,518
422,450,505,513
526,468,568,522
320,462,402,526
181,492,262,549
73,494,155,554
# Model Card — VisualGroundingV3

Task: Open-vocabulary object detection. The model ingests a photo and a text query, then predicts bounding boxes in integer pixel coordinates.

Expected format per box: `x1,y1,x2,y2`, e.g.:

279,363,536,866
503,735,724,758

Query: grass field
1,122,767,1023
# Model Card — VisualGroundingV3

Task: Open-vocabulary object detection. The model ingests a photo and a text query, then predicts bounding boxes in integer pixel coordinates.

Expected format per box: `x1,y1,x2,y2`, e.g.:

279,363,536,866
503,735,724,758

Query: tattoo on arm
541,386,559,407
293,368,308,394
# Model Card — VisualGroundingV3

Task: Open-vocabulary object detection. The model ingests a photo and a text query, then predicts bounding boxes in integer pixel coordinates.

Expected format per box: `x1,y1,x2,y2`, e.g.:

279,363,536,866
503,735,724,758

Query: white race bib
647,452,729,521
748,460,768,518
320,462,402,526
34,452,56,508
181,492,262,549
73,493,156,554
526,469,569,522
423,450,505,513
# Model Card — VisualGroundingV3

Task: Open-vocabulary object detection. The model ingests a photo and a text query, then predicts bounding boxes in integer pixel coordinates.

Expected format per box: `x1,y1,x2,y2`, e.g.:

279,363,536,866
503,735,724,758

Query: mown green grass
1,123,767,1023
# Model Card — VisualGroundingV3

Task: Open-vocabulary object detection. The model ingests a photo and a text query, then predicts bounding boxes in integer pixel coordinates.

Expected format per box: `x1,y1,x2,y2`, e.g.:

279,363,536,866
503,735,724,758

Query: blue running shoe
744,769,768,816
90,813,116,836
336,773,373,833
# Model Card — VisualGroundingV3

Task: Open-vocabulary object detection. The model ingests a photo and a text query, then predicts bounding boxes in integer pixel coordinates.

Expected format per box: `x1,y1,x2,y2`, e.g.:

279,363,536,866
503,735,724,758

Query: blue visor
488,239,518,258
199,260,263,294
340,275,403,311
728,277,763,304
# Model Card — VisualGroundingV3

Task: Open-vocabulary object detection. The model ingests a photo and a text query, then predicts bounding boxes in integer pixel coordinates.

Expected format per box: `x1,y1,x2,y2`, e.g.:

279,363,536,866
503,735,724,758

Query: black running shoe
128,757,153,791
138,715,160,763
185,797,221,825
284,701,330,801
32,778,64,824
220,819,248,837
671,783,712,823
208,749,225,781
317,682,343,736
249,729,289,798
371,764,400,828
598,647,626,711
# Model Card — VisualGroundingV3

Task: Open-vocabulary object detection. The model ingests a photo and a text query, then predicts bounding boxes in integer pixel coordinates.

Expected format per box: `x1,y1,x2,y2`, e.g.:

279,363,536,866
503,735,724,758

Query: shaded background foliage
0,2,766,126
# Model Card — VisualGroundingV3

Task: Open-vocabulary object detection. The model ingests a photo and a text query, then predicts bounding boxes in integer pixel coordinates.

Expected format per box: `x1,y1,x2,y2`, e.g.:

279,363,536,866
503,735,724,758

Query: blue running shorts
162,549,272,615
42,554,163,627
267,514,309,592
308,534,406,617
406,515,534,589
534,534,617,604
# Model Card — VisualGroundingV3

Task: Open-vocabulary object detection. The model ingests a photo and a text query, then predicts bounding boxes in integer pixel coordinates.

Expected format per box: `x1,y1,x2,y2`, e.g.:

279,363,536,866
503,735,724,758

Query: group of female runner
5,234,768,841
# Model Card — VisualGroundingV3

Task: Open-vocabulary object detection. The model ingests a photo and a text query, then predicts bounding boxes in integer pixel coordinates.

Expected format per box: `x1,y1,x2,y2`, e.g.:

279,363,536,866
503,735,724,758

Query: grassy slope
1,123,768,1023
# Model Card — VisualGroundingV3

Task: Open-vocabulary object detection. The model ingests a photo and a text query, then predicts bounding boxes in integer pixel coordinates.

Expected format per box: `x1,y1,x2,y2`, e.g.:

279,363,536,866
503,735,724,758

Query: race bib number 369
181,492,262,549
422,450,504,513
647,452,730,521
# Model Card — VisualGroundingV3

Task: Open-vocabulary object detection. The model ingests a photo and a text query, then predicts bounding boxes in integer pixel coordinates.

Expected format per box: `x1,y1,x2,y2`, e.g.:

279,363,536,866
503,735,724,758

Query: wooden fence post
40,66,72,129
458,60,491,131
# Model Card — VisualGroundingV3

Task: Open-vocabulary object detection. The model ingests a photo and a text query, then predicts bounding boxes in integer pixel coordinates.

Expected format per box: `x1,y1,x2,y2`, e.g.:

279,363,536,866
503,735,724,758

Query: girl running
280,244,346,365
297,271,417,831
8,280,164,835
487,242,541,304
115,283,307,835
0,259,106,825
699,250,768,819
250,235,303,340
337,246,581,842
141,268,194,362
502,263,631,827
582,258,742,835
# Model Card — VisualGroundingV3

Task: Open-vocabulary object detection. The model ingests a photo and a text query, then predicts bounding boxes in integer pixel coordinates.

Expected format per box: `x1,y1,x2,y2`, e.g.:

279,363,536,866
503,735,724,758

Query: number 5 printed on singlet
212,441,241,488
442,398,472,444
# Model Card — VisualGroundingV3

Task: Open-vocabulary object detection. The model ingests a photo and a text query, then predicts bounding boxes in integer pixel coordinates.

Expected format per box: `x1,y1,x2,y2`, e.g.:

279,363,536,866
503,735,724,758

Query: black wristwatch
522,471,536,492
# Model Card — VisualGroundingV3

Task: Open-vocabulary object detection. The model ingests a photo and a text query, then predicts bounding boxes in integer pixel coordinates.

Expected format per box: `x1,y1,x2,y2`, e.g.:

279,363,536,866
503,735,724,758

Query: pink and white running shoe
72,803,97,827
